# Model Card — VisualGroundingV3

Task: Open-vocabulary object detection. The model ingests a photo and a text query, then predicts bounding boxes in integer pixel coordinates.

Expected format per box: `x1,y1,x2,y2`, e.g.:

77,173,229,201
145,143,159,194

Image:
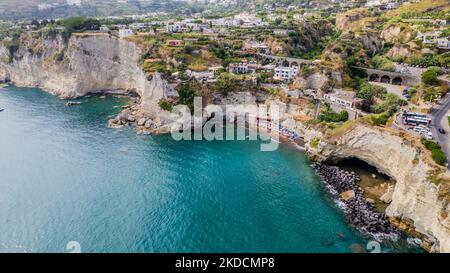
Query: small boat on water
65,101,82,106
0,108,4,112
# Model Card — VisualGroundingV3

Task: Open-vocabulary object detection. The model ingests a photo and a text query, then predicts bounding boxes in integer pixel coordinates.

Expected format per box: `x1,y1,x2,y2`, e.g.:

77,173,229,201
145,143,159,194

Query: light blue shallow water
0,86,416,253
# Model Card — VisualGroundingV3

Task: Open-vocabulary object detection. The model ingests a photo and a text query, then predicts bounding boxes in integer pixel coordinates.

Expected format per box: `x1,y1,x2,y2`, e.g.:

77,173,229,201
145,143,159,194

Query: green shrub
54,51,64,61
422,139,441,150
159,100,173,112
432,149,447,165
177,81,198,112
410,54,443,68
371,93,404,115
318,110,349,123
421,67,441,86
370,113,390,126
422,139,447,165
309,138,320,149
372,55,395,71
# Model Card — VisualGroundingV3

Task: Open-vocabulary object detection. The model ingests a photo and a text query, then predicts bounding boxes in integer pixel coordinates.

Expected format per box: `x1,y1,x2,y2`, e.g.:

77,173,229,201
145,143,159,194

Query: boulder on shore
137,118,147,126
341,190,355,201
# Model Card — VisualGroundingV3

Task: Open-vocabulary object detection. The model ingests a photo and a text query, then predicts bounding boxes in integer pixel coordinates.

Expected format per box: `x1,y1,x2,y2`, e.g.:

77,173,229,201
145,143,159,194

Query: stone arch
392,77,403,85
290,61,299,68
369,74,379,82
282,59,290,67
380,75,391,83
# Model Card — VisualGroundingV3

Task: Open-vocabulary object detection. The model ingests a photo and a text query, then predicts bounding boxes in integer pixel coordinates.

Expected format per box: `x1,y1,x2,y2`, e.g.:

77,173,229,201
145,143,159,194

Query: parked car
438,128,446,134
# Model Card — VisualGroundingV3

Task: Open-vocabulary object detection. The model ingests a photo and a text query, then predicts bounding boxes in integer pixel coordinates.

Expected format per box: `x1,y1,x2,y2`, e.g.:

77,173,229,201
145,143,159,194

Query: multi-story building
228,62,259,74
274,66,298,81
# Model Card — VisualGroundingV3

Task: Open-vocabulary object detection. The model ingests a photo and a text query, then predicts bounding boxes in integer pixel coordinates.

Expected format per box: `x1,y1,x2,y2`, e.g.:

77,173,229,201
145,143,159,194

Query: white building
386,2,399,10
418,31,441,44
166,23,186,33
323,89,356,108
38,4,52,11
228,62,259,74
273,29,291,36
186,70,215,82
365,0,382,8
434,19,448,26
437,38,450,50
118,29,133,38
99,25,110,32
274,66,298,81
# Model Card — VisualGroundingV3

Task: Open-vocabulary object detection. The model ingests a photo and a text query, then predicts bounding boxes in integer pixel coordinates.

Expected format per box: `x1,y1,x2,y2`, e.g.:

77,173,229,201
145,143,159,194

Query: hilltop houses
206,13,268,28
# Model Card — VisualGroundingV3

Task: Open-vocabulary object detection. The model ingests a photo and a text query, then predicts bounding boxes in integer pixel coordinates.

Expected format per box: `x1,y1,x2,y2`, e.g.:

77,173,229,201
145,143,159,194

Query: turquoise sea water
0,86,417,253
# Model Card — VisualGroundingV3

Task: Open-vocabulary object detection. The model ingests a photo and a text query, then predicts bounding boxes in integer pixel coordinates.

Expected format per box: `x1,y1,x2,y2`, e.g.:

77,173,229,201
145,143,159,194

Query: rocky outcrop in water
108,73,180,133
313,163,398,241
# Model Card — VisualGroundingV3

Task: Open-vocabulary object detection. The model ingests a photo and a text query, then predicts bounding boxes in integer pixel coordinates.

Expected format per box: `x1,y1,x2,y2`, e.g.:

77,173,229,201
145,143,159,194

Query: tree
318,110,349,122
421,67,441,86
371,93,404,115
432,149,447,166
215,73,235,96
274,18,283,26
30,19,40,27
372,55,394,71
356,82,387,112
421,139,447,166
83,18,101,31
177,81,197,112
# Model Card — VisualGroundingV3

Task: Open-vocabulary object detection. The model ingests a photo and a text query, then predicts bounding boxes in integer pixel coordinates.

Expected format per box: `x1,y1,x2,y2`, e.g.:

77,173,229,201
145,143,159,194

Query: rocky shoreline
312,163,399,242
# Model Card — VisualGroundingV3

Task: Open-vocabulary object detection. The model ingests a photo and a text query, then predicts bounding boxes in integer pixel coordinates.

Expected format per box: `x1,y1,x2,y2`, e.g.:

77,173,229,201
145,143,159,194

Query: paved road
430,93,450,168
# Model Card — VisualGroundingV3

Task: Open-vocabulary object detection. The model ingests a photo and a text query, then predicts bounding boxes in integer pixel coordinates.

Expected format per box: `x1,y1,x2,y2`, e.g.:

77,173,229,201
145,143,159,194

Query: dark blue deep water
0,86,417,253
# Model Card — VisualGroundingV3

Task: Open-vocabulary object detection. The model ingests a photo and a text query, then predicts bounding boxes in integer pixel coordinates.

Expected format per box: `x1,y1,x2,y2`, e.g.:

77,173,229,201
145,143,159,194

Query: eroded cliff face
306,123,450,252
0,33,165,118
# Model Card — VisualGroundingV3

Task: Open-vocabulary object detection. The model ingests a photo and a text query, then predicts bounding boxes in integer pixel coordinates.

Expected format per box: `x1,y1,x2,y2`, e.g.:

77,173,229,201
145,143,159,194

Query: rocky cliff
306,123,450,252
0,33,166,118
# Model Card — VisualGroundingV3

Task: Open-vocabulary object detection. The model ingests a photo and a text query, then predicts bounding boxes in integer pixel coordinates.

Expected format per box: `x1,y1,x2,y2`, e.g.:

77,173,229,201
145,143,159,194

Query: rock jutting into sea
312,163,399,241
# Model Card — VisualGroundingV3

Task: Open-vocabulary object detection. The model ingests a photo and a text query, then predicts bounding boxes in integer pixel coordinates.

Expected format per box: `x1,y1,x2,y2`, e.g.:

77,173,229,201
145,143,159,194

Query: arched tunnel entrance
380,75,391,83
392,77,403,85
333,157,396,213
369,74,379,82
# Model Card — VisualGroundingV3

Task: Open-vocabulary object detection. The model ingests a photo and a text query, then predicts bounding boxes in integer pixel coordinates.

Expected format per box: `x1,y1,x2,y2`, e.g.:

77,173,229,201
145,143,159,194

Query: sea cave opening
334,157,396,213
